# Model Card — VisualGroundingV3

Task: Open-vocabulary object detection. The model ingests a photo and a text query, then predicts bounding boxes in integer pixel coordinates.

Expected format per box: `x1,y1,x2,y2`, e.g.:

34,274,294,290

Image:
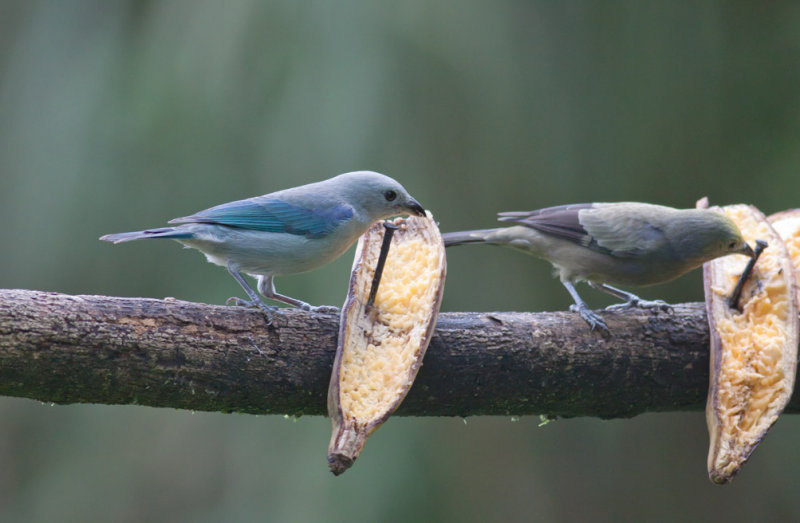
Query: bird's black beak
741,242,755,257
405,198,426,217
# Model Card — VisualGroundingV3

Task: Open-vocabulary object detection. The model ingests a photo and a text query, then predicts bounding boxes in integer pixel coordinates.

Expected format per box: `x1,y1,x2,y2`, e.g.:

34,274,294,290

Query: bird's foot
226,296,276,325
569,303,610,333
266,290,339,314
297,302,340,314
605,298,672,313
310,305,340,313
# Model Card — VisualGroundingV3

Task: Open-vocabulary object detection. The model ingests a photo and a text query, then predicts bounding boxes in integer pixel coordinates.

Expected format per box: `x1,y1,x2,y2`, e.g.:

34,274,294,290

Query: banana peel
769,209,800,303
700,202,798,484
327,212,446,475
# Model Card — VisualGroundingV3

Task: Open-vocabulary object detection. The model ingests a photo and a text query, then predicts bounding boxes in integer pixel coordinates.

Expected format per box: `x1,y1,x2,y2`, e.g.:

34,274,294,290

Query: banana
327,212,446,475
702,203,798,484
769,209,800,302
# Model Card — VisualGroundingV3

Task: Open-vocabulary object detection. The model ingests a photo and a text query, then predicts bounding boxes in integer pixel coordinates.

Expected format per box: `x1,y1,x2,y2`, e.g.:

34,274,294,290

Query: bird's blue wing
169,197,354,239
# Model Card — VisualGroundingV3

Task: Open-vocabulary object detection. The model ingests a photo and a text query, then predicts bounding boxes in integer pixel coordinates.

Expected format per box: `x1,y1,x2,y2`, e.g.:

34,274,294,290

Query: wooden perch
1,289,799,419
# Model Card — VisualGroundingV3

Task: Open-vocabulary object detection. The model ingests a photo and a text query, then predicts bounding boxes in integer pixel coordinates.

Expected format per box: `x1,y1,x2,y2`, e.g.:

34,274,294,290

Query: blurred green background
2,1,800,521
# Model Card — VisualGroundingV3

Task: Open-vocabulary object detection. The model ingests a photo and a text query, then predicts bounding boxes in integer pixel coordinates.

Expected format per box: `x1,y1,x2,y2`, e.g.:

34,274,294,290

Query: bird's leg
590,282,672,312
562,281,609,333
225,265,276,324
257,275,339,314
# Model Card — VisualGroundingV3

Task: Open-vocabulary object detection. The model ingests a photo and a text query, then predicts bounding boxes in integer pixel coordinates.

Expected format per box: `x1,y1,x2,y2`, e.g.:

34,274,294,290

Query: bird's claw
297,302,340,314
309,305,340,314
569,304,610,333
225,296,248,307
226,296,276,325
606,298,672,313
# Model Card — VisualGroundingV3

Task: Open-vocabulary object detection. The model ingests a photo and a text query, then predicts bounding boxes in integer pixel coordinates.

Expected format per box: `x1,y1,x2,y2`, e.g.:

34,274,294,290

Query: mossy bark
2,288,799,418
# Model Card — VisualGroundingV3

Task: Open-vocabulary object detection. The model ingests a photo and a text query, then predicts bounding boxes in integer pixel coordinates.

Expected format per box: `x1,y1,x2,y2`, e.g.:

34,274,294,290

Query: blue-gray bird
101,171,425,323
443,202,754,332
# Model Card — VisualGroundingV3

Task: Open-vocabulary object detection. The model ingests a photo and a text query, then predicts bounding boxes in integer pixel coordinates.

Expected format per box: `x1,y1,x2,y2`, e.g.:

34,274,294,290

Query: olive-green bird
443,202,754,332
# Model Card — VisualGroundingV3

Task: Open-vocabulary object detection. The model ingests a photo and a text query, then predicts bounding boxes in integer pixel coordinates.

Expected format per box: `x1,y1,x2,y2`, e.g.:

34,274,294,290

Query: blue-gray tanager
443,202,754,332
101,171,425,323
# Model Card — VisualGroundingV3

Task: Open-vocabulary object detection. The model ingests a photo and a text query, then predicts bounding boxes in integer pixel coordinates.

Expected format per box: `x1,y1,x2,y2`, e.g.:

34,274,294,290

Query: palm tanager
443,202,754,332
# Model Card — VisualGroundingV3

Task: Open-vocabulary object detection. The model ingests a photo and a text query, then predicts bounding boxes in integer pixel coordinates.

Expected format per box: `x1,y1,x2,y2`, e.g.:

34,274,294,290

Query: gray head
676,210,754,262
328,171,425,220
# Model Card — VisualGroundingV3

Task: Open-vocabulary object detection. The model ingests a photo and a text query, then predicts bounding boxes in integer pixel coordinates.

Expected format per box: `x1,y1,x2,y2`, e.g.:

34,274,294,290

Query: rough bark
2,288,799,419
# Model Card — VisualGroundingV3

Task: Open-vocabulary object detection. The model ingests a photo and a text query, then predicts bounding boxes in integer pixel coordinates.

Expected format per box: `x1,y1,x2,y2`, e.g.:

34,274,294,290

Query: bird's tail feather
99,228,194,244
442,229,501,247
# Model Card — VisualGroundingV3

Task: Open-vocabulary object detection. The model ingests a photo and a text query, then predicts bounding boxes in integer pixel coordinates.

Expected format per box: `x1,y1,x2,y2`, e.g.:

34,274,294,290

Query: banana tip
328,454,355,476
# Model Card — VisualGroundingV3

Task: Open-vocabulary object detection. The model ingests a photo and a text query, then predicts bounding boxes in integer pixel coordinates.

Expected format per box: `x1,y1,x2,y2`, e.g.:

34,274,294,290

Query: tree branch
1,289,798,419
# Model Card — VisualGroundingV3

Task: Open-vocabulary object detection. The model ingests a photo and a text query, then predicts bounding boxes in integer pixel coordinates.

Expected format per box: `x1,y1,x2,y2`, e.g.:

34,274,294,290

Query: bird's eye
728,241,737,249
384,190,397,202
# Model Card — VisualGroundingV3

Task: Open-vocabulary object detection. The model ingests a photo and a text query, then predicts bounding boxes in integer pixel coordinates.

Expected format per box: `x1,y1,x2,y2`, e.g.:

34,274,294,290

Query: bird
101,171,426,324
442,202,754,332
